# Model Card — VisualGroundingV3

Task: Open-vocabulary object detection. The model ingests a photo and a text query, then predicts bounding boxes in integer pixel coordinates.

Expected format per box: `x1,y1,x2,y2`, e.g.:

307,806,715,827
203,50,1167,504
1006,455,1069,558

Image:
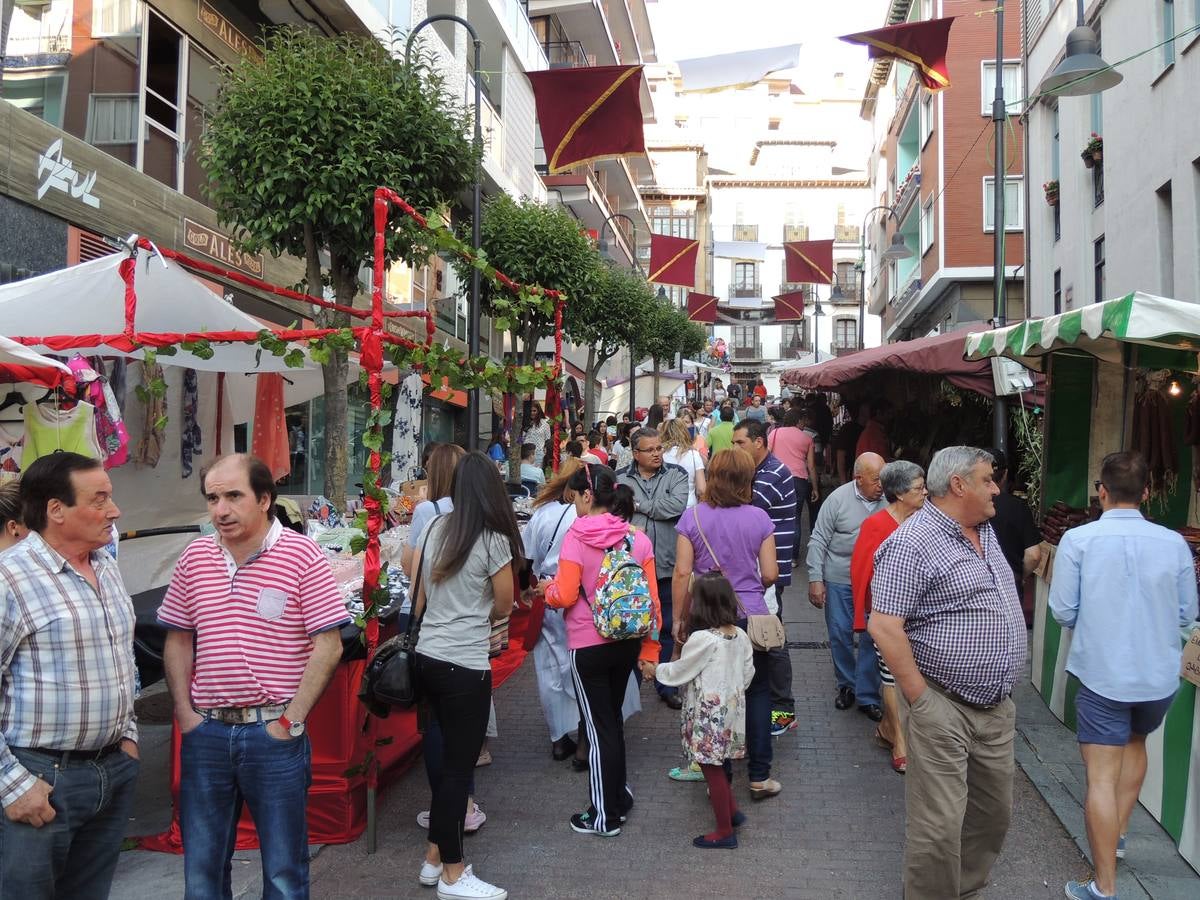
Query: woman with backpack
410,452,524,900
671,448,781,800
543,464,662,837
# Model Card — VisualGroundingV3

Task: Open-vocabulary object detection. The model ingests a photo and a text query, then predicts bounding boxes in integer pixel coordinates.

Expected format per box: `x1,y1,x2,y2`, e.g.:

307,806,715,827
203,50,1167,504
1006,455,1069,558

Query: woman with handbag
671,448,781,799
410,452,524,900
542,464,662,837
849,459,926,774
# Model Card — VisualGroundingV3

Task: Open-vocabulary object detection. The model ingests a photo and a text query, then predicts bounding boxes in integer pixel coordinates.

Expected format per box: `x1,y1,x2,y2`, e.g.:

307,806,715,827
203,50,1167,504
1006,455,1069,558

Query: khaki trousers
902,682,1016,900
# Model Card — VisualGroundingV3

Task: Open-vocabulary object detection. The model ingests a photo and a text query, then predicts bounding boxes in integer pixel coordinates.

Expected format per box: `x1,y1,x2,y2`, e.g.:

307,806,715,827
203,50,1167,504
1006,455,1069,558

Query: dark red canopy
780,328,1017,399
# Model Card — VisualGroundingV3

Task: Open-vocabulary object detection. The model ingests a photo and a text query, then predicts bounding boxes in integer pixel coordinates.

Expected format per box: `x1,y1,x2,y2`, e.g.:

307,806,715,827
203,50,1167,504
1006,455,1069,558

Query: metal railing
732,343,764,360
834,224,861,243
543,40,591,69
728,283,762,298
733,224,759,241
783,224,808,242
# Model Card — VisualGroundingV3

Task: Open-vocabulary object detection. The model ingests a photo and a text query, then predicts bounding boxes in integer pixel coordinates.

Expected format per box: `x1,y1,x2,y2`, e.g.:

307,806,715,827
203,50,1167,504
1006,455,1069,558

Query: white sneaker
419,860,443,886
417,804,487,833
437,865,508,900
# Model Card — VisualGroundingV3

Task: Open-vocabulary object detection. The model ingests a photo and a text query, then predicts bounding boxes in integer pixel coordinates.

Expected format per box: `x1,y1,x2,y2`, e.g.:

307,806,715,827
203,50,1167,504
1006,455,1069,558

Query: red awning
780,328,1029,400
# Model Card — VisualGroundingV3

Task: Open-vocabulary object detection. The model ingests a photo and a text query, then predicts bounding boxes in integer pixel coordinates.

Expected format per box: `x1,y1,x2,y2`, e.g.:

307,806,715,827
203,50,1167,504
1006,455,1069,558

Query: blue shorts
1075,684,1176,746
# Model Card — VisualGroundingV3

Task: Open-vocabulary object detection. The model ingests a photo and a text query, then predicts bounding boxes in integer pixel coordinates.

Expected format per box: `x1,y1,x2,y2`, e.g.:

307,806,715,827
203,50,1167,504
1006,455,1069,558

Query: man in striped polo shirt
732,420,798,735
159,454,350,899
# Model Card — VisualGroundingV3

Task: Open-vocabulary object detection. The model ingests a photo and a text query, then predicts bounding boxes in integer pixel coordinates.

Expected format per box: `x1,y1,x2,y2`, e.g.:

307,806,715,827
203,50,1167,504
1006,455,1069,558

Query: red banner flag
686,292,719,323
839,17,955,92
784,239,834,285
649,234,700,287
527,65,646,174
773,291,806,322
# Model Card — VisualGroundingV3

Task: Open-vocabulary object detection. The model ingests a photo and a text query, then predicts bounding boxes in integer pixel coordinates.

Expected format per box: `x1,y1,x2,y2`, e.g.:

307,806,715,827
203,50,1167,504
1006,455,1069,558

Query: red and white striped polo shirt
158,519,351,707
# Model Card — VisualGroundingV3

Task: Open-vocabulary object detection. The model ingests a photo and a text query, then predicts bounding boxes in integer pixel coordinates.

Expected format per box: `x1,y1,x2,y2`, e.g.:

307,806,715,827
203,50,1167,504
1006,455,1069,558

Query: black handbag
359,521,437,715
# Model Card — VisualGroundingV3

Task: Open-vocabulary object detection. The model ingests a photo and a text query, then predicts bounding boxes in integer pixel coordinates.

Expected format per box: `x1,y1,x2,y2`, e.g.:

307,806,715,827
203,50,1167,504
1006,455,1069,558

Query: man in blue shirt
1050,451,1199,900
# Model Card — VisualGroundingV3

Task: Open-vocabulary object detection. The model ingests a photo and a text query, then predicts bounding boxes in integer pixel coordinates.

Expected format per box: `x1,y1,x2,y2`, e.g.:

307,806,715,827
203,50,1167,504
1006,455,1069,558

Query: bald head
854,452,885,501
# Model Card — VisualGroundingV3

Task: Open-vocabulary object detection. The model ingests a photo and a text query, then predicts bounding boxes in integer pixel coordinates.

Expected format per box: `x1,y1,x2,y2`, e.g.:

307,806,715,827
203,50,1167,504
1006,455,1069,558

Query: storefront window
278,384,391,498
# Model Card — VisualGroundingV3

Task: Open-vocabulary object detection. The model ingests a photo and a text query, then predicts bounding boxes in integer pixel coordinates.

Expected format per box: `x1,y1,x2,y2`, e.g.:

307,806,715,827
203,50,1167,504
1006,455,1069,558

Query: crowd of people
0,378,1195,900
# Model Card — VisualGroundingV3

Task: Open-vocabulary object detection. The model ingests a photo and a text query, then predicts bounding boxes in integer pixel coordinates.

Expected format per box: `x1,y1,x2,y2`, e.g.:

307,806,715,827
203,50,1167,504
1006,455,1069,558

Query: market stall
966,292,1200,875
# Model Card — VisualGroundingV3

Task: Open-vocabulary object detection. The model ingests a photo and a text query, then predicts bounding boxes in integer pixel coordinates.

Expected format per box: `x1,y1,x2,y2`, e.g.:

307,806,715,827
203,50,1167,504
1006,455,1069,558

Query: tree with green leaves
200,27,479,502
468,195,601,476
635,297,707,401
565,263,657,426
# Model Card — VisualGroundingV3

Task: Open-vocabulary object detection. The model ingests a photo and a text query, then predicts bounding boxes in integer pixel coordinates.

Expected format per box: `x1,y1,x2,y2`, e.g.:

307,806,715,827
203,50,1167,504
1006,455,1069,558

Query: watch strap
277,713,292,730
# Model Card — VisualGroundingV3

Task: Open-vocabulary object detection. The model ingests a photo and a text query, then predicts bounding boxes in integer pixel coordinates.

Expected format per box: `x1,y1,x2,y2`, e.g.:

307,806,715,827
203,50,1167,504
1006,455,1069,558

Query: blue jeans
824,582,881,707
179,717,312,900
722,621,773,783
0,746,139,900
655,577,677,700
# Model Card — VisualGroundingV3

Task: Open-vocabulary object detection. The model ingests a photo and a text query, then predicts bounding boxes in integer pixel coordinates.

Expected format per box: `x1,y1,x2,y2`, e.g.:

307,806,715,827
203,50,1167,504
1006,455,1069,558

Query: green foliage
199,26,480,274
635,295,706,364
568,263,656,365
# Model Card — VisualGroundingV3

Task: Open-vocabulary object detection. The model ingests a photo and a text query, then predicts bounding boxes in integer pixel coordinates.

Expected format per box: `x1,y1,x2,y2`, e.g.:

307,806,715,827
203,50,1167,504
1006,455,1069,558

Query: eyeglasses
1094,480,1103,492
636,447,663,455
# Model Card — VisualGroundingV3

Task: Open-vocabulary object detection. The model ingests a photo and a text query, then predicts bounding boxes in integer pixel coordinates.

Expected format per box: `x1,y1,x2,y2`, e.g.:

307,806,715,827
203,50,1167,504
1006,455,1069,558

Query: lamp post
810,290,824,364
406,17,483,450
857,205,912,352
599,212,643,422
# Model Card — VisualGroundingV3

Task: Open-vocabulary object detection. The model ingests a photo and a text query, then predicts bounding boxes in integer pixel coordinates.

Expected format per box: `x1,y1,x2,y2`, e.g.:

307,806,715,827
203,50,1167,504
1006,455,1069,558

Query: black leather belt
928,680,1009,711
23,742,124,764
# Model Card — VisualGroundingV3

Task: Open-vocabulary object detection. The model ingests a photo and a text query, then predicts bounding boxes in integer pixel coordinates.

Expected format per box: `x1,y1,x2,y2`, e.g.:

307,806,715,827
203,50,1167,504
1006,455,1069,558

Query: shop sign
197,1,264,63
183,218,264,276
36,139,100,209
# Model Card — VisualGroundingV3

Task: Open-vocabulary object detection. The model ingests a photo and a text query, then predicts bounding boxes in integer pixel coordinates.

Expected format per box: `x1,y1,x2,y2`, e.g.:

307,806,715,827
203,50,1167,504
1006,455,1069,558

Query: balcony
829,280,860,304
832,339,859,356
782,342,811,358
728,283,762,299
732,343,764,360
783,224,809,242
543,40,593,68
893,164,921,219
834,224,861,244
733,224,759,242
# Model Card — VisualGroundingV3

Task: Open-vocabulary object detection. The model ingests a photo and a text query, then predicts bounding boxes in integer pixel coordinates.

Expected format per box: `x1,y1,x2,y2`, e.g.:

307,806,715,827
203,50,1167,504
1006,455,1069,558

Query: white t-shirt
663,446,705,508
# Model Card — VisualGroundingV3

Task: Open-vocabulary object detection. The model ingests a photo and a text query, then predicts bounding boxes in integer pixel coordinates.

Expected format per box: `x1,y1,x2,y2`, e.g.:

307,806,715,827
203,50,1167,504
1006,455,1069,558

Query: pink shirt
767,426,813,479
158,521,351,707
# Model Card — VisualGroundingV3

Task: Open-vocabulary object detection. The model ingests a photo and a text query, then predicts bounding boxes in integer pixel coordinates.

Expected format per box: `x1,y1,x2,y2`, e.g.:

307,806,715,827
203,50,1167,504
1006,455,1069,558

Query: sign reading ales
183,218,264,276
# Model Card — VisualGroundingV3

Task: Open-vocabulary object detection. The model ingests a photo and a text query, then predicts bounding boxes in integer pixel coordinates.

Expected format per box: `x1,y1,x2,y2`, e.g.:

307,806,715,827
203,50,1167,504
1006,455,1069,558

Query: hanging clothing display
180,368,202,478
67,356,128,469
390,370,424,485
23,400,103,466
107,358,128,415
252,373,289,481
0,423,24,482
134,361,166,468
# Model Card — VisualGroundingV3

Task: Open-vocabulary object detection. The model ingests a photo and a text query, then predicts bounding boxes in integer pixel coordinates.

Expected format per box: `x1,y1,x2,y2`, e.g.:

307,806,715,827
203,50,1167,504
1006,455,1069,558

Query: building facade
1023,0,1200,316
861,0,1025,342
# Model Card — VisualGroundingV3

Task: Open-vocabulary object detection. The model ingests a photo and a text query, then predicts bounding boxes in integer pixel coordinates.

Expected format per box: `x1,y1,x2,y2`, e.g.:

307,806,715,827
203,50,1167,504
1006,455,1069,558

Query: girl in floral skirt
655,573,755,849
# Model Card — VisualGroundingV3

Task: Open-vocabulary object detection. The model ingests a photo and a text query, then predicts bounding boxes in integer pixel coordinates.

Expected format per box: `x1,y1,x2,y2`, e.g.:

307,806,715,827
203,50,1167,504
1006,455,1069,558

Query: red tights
700,764,736,840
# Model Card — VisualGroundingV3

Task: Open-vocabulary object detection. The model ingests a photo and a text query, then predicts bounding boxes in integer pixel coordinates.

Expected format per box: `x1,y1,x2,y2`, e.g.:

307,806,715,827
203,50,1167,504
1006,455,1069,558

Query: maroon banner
839,17,955,92
772,291,806,322
784,239,834,285
649,234,700,287
686,292,719,323
527,65,646,173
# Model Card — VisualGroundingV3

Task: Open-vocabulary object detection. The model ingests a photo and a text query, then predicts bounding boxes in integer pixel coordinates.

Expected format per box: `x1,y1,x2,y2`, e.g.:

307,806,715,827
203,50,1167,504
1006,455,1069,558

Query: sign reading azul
183,218,264,276
36,139,100,209
197,1,264,63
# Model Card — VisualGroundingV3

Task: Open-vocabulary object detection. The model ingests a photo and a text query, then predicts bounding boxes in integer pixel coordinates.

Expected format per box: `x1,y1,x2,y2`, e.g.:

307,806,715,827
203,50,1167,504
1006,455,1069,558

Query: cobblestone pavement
307,583,1091,900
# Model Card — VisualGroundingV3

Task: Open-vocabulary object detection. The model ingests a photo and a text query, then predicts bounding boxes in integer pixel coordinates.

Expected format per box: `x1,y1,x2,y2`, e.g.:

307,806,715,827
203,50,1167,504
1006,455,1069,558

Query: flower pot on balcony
1082,150,1094,169
1091,149,1102,163
1045,192,1059,207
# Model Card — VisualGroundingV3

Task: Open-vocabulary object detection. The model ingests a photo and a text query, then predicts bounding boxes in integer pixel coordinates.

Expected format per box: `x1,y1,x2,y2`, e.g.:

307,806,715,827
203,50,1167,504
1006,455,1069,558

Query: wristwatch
277,713,305,737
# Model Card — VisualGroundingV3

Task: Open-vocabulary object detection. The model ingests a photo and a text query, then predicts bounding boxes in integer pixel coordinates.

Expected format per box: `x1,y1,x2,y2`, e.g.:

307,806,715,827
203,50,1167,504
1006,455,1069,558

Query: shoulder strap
547,505,571,555
408,515,442,637
432,498,441,513
693,507,722,572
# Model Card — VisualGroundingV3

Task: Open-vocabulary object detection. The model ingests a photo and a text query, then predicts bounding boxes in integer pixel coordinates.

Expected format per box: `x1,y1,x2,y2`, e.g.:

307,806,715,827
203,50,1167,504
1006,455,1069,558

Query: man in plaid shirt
0,453,138,899
869,446,1027,899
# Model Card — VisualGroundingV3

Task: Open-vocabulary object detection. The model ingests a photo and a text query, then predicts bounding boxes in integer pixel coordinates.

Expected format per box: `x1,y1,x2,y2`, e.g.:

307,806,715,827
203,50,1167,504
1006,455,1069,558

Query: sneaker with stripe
569,811,620,837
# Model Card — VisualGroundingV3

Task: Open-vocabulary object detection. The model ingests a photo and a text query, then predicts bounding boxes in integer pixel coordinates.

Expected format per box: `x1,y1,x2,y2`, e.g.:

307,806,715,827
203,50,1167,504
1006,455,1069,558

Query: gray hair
630,427,659,452
880,460,925,503
926,446,994,498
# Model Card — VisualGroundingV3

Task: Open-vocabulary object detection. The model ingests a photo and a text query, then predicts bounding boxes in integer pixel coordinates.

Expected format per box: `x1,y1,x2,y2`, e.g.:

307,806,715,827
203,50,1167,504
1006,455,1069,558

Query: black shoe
858,704,883,722
552,736,577,761
834,686,855,710
571,756,589,772
662,693,683,710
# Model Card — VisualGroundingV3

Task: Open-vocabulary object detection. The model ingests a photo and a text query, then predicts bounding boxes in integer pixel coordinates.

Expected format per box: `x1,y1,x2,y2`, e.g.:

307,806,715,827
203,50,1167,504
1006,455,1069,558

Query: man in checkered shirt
869,446,1027,900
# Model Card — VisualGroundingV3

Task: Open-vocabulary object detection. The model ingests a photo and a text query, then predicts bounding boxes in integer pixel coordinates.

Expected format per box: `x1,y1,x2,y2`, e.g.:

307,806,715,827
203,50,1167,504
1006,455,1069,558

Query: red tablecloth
139,604,531,852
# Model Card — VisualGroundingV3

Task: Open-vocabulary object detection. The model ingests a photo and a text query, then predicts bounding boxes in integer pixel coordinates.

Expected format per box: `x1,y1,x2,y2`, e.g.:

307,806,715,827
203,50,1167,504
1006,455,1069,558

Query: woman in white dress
523,459,640,768
660,418,706,509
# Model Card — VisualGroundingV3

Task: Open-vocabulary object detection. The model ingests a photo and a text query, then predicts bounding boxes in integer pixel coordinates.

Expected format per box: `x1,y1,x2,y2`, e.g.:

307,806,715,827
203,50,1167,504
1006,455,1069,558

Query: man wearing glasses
618,428,689,708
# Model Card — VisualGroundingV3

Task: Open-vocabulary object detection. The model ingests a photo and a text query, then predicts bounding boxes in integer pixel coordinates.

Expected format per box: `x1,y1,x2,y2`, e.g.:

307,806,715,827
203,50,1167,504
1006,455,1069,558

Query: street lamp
810,290,825,364
857,206,912,351
406,17,484,450
599,212,643,421
1038,0,1123,97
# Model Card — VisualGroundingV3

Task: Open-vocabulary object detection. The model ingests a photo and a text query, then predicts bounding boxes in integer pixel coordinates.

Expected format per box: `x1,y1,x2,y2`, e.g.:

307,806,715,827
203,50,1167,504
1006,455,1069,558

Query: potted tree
1081,133,1102,168
1043,180,1060,206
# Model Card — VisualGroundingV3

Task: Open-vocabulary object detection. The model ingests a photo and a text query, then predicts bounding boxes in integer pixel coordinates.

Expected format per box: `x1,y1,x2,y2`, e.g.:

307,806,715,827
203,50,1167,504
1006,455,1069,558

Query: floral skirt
681,687,746,765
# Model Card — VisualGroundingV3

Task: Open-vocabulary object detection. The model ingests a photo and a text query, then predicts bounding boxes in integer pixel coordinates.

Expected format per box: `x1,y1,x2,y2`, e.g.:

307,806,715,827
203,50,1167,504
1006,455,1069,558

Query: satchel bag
692,509,786,652
360,520,438,712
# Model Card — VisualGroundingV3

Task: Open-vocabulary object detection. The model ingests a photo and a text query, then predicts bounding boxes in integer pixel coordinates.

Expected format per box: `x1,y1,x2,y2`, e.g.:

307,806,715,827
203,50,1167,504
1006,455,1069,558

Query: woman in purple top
672,448,781,799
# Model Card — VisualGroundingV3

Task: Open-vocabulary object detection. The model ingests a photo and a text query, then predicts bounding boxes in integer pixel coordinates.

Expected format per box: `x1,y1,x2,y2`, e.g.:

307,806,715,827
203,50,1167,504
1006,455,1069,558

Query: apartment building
861,0,1024,342
1023,0,1200,316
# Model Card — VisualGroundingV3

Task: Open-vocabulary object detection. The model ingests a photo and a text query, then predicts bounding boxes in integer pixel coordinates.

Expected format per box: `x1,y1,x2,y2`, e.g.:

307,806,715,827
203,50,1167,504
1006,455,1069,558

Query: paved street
304,584,1089,900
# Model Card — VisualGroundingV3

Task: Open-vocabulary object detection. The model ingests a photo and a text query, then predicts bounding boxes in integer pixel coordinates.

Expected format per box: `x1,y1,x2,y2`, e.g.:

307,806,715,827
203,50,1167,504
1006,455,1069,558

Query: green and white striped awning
964,292,1200,371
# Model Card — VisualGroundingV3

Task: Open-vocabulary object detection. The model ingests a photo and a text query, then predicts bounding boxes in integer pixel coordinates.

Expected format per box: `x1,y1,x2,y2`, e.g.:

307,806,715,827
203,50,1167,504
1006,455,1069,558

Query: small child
655,573,755,849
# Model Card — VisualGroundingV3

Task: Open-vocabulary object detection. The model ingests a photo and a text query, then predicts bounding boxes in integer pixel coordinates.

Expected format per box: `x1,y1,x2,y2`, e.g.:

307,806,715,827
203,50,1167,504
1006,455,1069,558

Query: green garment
707,421,735,454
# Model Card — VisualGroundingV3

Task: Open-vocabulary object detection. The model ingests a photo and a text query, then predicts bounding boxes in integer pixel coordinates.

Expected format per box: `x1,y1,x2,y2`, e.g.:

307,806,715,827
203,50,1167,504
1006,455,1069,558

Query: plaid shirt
0,532,138,807
871,501,1027,706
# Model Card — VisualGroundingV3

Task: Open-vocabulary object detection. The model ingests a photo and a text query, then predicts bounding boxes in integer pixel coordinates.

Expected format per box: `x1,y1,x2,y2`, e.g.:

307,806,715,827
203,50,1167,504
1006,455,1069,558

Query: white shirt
663,447,705,508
